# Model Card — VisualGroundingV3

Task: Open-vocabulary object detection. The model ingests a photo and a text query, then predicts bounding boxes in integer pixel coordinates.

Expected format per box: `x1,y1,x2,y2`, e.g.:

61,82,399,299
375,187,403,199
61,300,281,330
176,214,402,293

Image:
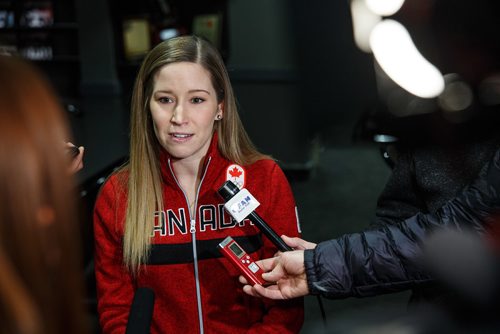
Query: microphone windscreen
218,180,240,201
125,287,155,334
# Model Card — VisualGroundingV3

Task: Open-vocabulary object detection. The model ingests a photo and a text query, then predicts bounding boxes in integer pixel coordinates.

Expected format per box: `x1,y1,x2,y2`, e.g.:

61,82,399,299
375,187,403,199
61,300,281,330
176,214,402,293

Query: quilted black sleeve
305,148,500,298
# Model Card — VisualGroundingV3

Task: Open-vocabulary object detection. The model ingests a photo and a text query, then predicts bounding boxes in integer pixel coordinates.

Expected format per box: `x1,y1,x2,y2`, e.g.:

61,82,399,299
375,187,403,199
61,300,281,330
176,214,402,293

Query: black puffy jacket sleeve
304,148,500,299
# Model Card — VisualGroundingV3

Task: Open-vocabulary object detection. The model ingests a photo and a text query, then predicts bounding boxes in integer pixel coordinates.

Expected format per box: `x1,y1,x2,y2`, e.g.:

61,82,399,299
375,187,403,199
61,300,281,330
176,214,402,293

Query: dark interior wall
289,0,378,146
227,0,379,160
226,0,309,166
75,0,120,95
70,0,379,176
71,0,129,183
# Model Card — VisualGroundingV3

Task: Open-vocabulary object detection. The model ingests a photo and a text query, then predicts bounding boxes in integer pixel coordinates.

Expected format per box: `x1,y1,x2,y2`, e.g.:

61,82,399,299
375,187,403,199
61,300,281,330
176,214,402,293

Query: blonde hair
122,35,269,273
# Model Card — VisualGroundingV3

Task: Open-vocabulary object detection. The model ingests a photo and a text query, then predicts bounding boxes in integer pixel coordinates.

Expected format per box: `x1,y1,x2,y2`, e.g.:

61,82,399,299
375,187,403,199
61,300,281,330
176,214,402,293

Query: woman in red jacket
93,35,304,333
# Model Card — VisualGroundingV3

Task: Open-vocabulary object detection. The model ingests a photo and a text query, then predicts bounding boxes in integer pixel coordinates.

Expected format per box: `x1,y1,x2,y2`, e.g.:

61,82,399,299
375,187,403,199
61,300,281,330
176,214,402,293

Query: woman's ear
216,102,224,120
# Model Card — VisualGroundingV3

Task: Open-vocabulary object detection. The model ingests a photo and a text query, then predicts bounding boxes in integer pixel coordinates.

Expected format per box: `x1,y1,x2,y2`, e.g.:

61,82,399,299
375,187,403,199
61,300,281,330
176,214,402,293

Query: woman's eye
158,97,173,104
191,97,205,104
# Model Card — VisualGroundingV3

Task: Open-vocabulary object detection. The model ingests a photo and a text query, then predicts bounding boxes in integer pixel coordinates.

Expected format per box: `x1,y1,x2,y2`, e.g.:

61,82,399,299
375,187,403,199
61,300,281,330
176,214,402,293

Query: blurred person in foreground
0,55,87,334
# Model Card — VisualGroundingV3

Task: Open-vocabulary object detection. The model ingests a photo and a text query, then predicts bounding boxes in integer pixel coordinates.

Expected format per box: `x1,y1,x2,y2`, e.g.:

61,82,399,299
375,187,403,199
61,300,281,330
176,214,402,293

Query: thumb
261,263,285,282
281,235,299,248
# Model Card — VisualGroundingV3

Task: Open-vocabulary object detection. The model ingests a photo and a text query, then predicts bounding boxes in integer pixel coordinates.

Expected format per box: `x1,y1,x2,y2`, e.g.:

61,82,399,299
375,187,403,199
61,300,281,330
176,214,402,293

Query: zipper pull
190,220,196,233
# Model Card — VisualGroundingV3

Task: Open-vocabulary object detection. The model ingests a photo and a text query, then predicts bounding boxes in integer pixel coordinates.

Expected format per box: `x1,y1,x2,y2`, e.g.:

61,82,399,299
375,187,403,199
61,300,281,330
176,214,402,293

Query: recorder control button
249,263,260,273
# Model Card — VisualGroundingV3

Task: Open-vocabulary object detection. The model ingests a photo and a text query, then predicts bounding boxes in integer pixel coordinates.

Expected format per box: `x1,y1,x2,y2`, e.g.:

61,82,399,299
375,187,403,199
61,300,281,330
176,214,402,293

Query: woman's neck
171,157,204,208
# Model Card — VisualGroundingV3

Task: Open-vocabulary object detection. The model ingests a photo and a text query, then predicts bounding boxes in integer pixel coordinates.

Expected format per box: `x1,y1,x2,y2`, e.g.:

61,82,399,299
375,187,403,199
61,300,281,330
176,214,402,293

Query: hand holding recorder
239,235,315,300
218,180,316,299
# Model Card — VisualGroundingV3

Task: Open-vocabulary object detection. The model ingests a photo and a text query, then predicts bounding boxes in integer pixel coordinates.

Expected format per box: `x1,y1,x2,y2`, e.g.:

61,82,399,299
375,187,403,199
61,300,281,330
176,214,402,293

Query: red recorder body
218,236,266,286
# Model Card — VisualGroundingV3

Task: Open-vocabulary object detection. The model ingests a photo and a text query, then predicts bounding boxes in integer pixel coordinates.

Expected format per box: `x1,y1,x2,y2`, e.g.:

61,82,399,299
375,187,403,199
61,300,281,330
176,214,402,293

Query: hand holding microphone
218,180,326,328
281,235,317,251
218,180,313,298
219,180,327,324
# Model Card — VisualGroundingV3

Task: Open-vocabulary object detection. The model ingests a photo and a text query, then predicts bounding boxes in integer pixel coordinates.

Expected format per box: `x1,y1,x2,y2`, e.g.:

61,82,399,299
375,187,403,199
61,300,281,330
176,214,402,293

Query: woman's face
149,62,223,163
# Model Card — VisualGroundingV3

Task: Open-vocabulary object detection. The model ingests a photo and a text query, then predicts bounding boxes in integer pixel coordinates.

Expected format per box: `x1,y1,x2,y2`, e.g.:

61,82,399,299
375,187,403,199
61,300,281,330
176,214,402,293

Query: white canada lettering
152,204,250,237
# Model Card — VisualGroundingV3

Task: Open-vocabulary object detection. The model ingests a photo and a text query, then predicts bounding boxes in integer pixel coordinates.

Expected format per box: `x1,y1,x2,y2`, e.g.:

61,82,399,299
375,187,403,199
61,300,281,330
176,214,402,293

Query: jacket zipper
168,157,212,334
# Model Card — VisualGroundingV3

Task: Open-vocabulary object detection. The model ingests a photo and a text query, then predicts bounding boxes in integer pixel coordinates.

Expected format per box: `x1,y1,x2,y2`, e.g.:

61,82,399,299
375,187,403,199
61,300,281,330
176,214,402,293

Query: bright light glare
365,0,405,16
370,19,445,98
350,0,381,52
159,28,179,41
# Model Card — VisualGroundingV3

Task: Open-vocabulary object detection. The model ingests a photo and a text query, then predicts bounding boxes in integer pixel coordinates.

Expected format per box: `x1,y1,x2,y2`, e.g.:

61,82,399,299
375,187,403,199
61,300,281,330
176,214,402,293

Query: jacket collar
159,131,225,187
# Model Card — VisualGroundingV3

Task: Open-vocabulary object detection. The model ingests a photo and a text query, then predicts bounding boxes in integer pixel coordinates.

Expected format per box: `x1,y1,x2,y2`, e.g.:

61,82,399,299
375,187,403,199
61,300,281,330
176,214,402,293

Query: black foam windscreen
125,287,155,334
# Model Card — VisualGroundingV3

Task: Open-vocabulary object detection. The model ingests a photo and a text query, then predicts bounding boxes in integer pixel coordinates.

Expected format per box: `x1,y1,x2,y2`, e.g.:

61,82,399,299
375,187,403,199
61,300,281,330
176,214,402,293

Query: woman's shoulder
246,157,279,169
244,158,286,180
98,167,129,195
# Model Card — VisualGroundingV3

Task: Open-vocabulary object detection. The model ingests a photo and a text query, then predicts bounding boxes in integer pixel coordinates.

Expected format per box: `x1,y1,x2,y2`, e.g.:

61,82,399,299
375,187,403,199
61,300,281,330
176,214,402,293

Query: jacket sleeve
94,177,135,334
248,162,304,334
304,148,500,299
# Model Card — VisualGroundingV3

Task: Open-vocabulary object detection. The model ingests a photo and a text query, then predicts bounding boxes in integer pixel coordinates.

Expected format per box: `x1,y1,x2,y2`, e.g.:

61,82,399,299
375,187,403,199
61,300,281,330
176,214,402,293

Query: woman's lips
170,133,193,142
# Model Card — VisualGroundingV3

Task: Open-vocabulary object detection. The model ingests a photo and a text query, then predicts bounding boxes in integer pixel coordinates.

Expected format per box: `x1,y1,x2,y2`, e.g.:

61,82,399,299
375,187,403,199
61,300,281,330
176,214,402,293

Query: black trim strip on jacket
146,234,263,265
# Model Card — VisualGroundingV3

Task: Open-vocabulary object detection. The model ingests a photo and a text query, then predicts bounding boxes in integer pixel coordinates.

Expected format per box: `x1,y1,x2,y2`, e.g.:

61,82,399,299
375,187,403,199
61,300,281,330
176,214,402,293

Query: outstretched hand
240,250,310,300
240,235,316,299
280,235,317,250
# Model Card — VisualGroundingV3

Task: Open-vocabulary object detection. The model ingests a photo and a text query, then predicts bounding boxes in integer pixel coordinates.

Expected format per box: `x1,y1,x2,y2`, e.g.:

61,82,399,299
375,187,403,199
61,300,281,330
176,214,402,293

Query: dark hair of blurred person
0,55,87,334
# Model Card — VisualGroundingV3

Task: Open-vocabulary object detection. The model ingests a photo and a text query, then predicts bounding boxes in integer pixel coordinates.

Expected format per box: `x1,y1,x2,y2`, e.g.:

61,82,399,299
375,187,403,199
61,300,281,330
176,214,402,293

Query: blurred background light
365,0,405,16
350,0,381,52
438,74,473,112
369,19,444,98
478,75,500,106
159,28,180,41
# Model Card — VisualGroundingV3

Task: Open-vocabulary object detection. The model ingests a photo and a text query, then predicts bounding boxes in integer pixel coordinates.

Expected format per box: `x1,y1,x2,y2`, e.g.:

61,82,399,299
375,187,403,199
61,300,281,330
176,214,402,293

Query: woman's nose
170,104,187,124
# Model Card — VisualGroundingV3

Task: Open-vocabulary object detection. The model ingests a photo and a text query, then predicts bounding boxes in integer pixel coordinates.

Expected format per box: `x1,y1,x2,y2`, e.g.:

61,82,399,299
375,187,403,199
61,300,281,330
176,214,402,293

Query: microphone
125,287,155,334
218,180,292,252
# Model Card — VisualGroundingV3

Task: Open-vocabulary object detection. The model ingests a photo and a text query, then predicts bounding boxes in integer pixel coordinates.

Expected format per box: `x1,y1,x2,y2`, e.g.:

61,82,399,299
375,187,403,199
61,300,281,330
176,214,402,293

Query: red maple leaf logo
228,167,242,178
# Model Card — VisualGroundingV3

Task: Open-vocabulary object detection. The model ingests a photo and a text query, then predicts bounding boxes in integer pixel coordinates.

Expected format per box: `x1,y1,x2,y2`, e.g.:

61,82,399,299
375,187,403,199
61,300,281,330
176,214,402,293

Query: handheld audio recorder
218,236,266,286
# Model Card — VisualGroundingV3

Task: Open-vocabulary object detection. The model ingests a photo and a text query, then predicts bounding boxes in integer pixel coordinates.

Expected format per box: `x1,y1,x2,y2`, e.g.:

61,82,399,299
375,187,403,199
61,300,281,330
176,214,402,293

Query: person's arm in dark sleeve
305,148,500,299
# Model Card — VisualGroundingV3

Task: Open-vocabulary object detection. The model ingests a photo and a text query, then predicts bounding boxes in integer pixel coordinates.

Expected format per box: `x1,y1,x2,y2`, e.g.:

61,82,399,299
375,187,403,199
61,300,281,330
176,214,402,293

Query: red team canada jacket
93,134,304,333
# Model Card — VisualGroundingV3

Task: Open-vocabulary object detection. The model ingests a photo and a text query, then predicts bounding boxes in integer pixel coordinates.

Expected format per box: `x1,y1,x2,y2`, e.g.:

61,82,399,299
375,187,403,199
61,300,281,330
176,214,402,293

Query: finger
242,285,261,298
282,235,302,249
253,283,285,300
282,235,316,250
77,146,85,158
238,275,248,285
74,147,84,163
255,257,279,272
68,151,84,174
261,263,286,282
73,154,83,167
